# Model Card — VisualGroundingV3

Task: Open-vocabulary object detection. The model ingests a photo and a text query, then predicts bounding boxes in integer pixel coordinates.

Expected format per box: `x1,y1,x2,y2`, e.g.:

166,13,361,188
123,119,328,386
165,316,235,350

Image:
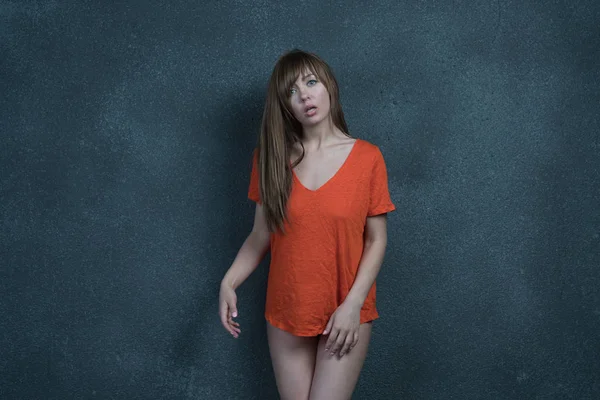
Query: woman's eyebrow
302,73,316,79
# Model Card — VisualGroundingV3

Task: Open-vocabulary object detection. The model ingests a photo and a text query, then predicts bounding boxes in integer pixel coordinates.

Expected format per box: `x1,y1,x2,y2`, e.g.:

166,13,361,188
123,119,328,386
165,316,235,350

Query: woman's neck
301,118,344,150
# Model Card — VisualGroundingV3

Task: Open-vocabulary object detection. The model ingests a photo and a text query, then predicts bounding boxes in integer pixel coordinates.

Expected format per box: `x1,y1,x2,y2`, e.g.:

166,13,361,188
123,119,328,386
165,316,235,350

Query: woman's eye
307,79,317,85
290,87,297,95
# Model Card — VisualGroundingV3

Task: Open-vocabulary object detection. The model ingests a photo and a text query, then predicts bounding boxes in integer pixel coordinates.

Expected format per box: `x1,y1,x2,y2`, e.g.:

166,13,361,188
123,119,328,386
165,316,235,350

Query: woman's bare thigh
309,322,372,400
266,322,319,400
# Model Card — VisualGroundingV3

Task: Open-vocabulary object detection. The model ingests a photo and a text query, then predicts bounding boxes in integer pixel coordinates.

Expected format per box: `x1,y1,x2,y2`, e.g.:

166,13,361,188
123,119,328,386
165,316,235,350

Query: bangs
274,53,327,101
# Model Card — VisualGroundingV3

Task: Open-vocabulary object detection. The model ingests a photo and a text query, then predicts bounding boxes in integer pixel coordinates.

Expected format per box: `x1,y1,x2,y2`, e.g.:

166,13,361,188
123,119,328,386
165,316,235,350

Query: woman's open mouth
305,106,317,116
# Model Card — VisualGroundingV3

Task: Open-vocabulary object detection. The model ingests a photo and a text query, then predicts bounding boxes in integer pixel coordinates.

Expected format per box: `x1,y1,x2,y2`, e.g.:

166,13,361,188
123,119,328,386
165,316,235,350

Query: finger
325,328,338,351
223,310,241,338
220,303,233,334
229,301,238,319
227,316,240,337
323,317,334,335
228,300,239,336
331,330,346,355
331,331,347,356
352,331,359,349
339,332,354,357
229,324,240,338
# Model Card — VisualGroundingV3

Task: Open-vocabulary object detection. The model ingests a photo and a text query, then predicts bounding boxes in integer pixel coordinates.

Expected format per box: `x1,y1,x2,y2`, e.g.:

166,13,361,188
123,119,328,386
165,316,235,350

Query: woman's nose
299,88,310,100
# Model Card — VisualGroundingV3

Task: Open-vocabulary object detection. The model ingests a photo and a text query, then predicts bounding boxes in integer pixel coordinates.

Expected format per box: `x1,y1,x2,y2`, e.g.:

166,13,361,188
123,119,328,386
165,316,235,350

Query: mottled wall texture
1,0,599,399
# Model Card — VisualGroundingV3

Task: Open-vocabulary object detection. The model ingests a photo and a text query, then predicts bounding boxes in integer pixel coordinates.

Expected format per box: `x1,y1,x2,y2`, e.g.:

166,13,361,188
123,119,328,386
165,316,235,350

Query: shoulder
355,138,386,162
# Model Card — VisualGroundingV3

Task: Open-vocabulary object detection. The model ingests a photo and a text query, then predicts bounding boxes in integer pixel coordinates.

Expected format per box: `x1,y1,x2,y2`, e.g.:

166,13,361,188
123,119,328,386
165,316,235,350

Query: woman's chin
300,114,330,128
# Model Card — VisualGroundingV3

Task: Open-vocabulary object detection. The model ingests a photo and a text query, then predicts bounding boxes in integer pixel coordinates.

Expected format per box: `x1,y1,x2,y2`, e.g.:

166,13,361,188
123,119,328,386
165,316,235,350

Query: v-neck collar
292,139,361,192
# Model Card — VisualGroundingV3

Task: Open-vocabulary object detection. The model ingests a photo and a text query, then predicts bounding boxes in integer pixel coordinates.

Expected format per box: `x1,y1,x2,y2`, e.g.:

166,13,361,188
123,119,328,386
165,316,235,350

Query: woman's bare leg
267,322,319,400
308,322,372,400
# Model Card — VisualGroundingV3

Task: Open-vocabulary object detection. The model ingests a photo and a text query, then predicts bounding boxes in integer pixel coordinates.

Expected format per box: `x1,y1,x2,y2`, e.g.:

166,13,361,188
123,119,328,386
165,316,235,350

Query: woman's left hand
322,300,362,358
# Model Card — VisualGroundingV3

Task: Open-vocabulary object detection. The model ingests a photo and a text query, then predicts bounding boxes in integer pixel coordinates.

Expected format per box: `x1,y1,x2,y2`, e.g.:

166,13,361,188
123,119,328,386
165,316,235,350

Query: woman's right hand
219,281,241,338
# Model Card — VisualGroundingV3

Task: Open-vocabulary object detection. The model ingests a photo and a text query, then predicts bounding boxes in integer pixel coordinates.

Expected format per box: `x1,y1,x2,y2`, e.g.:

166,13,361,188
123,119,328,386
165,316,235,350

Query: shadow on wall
217,83,277,398
168,82,277,398
362,55,462,396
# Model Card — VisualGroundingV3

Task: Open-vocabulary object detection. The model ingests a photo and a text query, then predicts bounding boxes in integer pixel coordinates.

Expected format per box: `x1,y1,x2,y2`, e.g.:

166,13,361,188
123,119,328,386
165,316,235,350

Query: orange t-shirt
248,138,395,336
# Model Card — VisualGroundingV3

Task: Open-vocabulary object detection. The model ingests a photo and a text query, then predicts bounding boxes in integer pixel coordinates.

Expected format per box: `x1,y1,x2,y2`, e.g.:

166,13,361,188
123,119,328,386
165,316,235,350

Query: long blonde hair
257,49,350,233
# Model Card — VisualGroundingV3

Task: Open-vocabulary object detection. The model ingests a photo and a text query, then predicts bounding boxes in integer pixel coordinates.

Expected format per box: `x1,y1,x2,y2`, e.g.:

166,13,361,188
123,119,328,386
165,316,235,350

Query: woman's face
288,70,331,126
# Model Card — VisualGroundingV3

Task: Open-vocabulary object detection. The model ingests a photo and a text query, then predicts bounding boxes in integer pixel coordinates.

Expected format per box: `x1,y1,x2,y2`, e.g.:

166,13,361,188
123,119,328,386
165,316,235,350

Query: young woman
218,49,395,400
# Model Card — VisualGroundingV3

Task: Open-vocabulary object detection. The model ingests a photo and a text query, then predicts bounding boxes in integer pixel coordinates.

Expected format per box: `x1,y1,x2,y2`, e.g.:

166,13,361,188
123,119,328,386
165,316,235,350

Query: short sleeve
248,149,261,203
368,147,395,216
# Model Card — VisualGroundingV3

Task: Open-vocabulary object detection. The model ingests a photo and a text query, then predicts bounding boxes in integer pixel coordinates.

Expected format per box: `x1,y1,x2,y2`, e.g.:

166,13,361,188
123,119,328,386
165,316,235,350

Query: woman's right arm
222,202,270,289
219,203,270,337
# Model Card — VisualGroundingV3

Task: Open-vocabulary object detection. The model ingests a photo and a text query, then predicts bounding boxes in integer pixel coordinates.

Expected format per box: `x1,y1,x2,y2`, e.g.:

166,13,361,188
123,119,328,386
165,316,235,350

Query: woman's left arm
345,214,388,307
323,214,388,357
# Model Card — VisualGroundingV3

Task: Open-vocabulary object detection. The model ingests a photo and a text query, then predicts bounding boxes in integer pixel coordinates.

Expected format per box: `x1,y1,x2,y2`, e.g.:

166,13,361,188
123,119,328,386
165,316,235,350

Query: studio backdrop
1,0,599,399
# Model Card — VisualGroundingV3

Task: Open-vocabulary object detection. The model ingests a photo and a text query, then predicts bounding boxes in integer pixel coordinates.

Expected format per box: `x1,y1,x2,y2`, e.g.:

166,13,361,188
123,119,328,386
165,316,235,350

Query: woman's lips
305,106,317,116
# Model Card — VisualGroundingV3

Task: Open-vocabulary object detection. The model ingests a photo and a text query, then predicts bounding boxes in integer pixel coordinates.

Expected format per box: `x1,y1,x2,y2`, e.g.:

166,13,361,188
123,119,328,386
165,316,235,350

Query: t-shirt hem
265,312,380,337
368,203,396,217
265,315,323,337
360,312,379,325
248,194,261,204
